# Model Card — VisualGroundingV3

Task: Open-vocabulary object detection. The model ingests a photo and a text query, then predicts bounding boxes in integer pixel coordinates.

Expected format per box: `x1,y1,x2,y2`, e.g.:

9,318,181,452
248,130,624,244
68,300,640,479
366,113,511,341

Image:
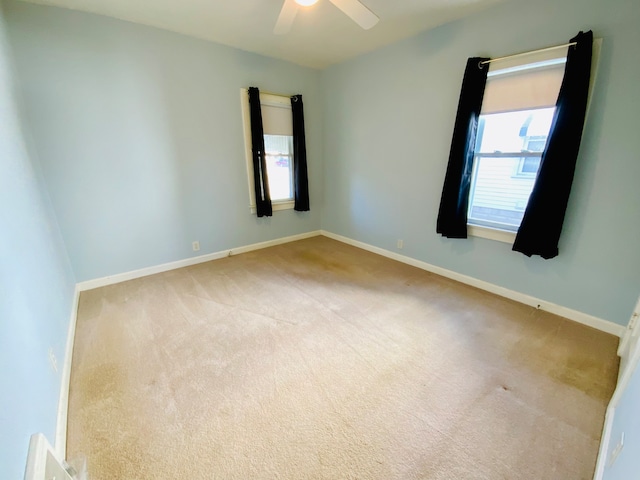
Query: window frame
467,108,555,238
263,134,295,202
240,88,295,213
515,135,547,177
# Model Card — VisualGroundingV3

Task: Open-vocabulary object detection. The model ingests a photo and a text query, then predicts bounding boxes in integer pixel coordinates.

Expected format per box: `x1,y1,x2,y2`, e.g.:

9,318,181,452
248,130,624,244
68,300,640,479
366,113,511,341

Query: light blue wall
4,0,323,282
0,3,76,478
321,0,640,326
8,0,636,323
602,355,640,479
2,0,638,476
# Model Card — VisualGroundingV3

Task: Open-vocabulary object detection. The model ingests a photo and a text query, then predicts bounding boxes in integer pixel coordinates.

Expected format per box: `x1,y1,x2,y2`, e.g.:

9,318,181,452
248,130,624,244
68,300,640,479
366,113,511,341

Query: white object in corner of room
617,294,640,379
594,312,640,479
55,286,80,460
25,433,73,480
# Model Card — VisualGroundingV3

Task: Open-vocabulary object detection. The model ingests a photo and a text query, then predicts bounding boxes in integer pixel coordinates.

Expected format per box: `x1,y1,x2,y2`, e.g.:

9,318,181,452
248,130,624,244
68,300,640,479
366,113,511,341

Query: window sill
468,224,516,244
250,200,294,214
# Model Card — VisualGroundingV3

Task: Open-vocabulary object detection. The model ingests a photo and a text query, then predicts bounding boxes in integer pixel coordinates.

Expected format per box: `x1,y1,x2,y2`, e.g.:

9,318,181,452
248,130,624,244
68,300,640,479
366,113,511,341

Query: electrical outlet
192,241,200,252
609,432,624,467
48,348,58,373
397,239,404,249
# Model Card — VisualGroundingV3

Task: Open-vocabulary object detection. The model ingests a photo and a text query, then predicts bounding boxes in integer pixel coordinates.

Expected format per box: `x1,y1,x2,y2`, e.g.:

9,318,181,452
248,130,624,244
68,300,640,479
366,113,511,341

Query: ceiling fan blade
274,0,299,35
328,0,379,30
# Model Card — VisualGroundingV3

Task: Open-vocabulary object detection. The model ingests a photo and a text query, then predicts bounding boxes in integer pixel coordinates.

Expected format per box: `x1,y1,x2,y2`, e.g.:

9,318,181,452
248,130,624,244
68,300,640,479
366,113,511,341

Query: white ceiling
19,0,506,69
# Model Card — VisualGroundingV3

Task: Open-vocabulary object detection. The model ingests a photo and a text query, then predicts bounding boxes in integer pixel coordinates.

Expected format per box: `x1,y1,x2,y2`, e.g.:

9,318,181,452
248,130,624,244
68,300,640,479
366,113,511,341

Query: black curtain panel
513,31,593,258
248,87,272,217
436,57,490,238
291,95,310,211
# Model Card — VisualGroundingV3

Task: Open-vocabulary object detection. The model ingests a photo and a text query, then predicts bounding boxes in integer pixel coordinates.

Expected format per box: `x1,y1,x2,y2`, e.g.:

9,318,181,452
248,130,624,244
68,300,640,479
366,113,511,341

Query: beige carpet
67,236,619,479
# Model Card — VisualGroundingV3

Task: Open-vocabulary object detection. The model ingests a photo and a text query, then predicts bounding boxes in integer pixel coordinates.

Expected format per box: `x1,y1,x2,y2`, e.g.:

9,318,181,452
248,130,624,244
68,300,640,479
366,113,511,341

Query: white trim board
594,317,640,479
320,230,624,338
76,231,322,291
617,295,640,370
25,433,73,480
55,285,80,460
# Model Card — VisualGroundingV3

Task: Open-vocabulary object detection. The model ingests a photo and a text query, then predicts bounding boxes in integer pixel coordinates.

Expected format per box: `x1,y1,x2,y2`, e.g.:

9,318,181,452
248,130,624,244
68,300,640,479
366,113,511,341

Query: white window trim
468,224,516,244
250,200,294,214
467,38,602,243
240,88,295,213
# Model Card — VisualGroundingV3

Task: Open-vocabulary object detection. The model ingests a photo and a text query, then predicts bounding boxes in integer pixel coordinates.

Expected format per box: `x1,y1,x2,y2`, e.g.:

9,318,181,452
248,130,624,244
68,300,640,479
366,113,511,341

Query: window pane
520,156,541,174
524,136,547,152
264,135,293,201
477,108,555,153
469,107,554,232
468,156,538,231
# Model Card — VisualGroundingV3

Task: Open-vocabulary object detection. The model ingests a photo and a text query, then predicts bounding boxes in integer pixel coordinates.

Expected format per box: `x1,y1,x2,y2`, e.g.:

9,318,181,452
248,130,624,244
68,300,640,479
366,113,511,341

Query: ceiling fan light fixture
275,0,379,35
295,0,319,7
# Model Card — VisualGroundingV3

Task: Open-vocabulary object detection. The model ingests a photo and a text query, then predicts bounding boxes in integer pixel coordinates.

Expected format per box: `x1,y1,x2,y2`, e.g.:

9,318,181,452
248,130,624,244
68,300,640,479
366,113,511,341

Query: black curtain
291,95,310,211
513,31,593,258
248,87,272,217
436,57,490,238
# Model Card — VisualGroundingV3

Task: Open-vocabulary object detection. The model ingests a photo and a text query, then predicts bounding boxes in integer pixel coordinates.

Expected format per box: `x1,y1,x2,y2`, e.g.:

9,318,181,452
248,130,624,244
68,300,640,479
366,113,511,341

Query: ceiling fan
274,0,379,35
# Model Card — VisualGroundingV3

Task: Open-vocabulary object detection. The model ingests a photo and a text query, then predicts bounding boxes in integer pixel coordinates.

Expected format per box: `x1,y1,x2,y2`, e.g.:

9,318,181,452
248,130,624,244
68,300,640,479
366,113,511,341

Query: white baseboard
55,285,80,460
320,230,625,338
77,231,322,291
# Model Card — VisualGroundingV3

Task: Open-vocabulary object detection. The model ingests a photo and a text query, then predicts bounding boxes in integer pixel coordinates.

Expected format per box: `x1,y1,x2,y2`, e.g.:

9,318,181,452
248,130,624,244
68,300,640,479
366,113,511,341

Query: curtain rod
480,41,577,66
252,88,298,99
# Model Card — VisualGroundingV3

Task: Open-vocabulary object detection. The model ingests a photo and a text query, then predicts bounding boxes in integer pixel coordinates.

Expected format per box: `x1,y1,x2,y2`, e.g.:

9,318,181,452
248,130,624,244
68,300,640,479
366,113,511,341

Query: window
437,34,599,249
264,135,294,200
467,49,569,240
466,39,600,243
468,107,555,232
240,89,295,212
517,136,546,176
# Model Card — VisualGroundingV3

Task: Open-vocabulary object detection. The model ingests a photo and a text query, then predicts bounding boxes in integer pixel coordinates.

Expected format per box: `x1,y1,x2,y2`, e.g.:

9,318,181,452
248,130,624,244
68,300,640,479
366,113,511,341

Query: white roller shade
261,94,293,136
481,46,568,115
